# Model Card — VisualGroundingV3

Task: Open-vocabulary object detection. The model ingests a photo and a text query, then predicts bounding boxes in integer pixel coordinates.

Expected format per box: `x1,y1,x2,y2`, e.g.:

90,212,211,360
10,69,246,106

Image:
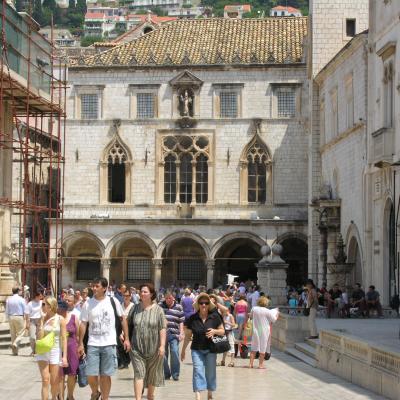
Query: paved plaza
0,343,386,399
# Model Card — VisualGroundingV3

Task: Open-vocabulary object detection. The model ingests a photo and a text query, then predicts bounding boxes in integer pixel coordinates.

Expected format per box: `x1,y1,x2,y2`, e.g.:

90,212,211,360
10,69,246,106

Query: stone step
0,333,11,342
305,337,320,349
285,347,317,368
294,342,317,359
0,339,30,350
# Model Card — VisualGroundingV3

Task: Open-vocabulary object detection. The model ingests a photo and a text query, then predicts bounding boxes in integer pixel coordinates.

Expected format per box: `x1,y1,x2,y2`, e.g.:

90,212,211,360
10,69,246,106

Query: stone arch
157,231,210,259
210,232,265,259
105,230,157,259
239,132,272,205
275,232,308,288
61,231,105,289
211,232,263,286
346,224,363,287
100,132,133,204
273,231,308,246
62,230,105,257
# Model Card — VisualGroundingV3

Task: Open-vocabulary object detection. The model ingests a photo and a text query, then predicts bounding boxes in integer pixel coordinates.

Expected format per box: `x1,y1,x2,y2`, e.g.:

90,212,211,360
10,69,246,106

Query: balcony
371,127,394,168
0,3,52,96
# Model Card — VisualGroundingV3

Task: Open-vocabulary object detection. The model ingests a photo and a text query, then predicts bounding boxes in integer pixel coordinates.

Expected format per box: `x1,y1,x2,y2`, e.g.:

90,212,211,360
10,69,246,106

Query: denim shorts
86,345,117,377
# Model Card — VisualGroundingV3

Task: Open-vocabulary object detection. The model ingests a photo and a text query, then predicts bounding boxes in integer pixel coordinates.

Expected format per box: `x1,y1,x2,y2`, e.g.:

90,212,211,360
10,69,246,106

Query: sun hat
193,293,216,312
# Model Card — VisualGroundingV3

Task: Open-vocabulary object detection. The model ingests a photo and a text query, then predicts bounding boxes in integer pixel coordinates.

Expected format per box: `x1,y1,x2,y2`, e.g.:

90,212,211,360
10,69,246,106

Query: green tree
80,35,104,47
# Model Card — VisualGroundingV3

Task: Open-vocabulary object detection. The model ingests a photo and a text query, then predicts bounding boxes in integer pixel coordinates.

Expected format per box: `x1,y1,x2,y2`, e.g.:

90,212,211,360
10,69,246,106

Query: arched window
100,134,132,204
240,133,272,205
161,135,211,205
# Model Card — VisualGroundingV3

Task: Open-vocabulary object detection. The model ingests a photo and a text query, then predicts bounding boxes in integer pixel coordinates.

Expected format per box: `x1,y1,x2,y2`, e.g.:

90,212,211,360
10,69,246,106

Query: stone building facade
57,17,310,291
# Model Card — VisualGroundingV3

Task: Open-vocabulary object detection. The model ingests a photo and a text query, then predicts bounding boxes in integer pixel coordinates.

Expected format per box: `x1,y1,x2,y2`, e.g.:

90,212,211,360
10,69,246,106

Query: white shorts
35,345,61,365
227,331,235,354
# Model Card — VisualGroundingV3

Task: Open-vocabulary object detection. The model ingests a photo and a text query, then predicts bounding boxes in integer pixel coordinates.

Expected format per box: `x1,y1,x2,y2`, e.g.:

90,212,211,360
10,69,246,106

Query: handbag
209,333,231,354
239,343,249,359
303,307,310,316
35,331,55,354
77,357,88,388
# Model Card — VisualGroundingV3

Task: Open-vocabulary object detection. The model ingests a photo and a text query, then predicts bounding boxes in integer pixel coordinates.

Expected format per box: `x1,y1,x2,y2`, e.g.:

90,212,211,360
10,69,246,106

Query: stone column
101,259,111,284
206,259,215,289
256,243,288,306
152,259,163,291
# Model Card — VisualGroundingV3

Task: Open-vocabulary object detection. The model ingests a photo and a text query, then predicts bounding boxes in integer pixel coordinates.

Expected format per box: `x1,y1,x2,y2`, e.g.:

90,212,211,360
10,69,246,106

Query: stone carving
179,89,193,117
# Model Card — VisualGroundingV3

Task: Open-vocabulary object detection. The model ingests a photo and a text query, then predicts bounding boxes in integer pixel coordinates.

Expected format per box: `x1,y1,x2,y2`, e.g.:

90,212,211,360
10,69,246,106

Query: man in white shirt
79,277,130,400
251,285,261,309
24,291,43,354
5,287,26,355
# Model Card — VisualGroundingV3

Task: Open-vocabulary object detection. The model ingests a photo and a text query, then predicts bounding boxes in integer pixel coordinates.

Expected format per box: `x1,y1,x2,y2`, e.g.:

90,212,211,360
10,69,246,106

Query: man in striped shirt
159,291,185,381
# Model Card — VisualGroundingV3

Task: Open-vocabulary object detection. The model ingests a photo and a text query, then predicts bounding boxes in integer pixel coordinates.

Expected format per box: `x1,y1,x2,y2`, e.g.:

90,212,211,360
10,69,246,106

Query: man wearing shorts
79,277,131,400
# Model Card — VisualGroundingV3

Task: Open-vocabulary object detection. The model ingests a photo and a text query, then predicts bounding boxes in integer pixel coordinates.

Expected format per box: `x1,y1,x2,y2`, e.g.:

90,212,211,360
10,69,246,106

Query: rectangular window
277,87,296,118
76,260,100,281
320,99,325,144
126,259,152,281
220,92,238,118
177,259,204,282
81,94,99,119
137,93,155,118
346,19,356,37
384,62,394,128
330,88,338,137
345,76,354,130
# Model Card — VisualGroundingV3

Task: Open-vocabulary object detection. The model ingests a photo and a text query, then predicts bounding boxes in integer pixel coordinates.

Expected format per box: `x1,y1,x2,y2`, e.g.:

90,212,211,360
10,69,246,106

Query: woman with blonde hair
249,296,279,369
36,296,68,400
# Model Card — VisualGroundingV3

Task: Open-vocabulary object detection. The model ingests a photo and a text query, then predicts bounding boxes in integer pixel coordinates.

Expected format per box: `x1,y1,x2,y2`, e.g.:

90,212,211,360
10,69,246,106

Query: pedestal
256,261,288,306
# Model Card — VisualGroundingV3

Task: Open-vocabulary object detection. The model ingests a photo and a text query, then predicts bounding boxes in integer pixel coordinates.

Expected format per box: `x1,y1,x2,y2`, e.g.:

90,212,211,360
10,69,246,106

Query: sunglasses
199,301,210,306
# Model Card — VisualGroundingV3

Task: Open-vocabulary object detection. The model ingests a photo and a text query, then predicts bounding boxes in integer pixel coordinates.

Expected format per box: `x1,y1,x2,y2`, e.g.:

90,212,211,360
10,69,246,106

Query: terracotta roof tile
71,17,308,68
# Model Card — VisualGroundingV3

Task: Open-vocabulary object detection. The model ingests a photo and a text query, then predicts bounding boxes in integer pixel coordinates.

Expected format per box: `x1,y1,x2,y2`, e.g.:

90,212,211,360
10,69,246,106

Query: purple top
181,296,195,319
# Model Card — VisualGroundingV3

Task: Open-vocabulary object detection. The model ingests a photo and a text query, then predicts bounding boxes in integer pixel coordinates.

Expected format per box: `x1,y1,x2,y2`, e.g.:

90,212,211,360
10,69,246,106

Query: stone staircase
0,323,30,350
285,338,319,367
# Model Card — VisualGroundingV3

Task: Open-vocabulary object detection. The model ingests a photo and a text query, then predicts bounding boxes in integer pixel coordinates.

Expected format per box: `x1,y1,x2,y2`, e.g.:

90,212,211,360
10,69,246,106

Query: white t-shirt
25,300,42,319
251,291,260,308
80,296,123,347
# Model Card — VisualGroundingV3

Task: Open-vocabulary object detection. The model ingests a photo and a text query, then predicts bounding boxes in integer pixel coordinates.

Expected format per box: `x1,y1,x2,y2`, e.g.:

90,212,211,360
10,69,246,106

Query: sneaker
172,376,179,381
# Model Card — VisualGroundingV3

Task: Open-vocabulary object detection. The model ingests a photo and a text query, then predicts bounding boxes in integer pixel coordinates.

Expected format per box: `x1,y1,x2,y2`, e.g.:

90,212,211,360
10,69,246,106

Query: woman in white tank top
36,297,68,400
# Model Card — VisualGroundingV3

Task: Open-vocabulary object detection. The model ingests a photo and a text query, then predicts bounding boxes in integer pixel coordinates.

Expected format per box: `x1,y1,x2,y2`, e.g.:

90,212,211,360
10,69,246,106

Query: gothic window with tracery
240,132,272,205
161,135,210,204
107,141,127,203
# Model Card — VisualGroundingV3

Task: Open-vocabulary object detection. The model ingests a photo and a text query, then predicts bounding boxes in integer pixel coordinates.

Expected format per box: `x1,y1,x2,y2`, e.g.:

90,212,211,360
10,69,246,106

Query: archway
213,237,261,287
61,232,104,289
161,236,207,288
348,236,362,286
107,232,156,286
280,237,308,289
383,199,396,304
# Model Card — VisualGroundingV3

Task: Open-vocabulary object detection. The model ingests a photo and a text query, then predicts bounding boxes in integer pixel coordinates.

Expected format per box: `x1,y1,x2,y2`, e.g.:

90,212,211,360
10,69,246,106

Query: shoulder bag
208,313,231,354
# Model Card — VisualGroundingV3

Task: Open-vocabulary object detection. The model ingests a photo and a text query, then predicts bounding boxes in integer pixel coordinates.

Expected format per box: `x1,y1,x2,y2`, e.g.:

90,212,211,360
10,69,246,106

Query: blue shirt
5,294,26,317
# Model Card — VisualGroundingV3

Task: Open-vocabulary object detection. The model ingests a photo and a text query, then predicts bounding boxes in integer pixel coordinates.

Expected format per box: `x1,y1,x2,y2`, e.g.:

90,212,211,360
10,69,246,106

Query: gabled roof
271,5,301,13
71,17,308,68
224,4,251,12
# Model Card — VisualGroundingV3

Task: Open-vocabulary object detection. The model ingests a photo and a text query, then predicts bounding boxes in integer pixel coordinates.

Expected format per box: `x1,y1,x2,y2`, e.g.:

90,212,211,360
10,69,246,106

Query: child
218,308,236,367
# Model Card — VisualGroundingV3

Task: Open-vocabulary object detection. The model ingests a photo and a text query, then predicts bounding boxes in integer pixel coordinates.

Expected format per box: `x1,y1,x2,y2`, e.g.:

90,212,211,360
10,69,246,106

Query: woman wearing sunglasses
181,293,225,400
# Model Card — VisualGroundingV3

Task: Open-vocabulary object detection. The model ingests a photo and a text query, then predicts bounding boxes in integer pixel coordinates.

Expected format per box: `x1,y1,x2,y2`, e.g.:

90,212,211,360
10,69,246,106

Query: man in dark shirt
160,291,184,381
350,283,366,316
326,284,342,318
365,285,383,317
113,283,126,304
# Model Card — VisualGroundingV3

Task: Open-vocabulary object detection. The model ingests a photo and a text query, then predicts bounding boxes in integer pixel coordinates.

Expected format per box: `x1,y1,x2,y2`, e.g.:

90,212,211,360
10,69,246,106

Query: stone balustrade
318,330,400,399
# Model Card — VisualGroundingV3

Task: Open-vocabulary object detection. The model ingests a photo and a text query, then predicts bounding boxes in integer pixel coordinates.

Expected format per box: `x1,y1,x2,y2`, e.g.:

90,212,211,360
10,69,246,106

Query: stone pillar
152,259,163,291
256,243,288,306
101,259,111,284
206,259,215,289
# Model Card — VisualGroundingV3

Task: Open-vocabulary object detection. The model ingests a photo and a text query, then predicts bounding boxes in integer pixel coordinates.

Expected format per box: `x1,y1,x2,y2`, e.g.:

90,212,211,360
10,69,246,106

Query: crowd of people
286,282,385,319
5,279,282,400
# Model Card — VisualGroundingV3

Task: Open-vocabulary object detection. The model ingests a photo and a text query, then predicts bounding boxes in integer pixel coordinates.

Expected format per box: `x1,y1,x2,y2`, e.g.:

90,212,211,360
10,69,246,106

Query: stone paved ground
0,344,385,399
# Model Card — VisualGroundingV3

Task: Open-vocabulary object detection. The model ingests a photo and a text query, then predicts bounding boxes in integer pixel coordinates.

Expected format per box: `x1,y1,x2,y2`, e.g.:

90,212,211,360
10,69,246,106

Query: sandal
217,361,225,366
228,362,235,367
90,392,101,400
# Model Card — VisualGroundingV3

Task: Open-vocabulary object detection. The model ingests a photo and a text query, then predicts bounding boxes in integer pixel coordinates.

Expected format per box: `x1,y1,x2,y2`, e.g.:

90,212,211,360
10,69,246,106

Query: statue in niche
179,89,194,117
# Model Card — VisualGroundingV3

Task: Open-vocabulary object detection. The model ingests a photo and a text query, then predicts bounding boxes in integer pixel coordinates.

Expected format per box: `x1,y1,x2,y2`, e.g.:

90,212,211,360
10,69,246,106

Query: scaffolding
0,0,66,295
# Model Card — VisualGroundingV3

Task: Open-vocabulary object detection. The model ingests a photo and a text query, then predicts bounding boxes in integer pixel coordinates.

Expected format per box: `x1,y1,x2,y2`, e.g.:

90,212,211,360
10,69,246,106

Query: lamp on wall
226,148,230,166
144,147,150,166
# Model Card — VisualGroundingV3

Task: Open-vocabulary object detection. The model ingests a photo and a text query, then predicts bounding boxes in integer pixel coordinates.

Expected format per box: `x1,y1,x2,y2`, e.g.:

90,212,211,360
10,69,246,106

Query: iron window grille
127,259,152,281
137,93,154,118
220,91,238,118
81,94,99,119
76,260,100,281
277,88,295,118
177,259,204,281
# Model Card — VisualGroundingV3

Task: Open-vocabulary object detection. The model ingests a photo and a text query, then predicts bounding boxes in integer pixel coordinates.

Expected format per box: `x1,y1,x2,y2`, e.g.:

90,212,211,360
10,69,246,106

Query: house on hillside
270,5,302,17
224,4,251,19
